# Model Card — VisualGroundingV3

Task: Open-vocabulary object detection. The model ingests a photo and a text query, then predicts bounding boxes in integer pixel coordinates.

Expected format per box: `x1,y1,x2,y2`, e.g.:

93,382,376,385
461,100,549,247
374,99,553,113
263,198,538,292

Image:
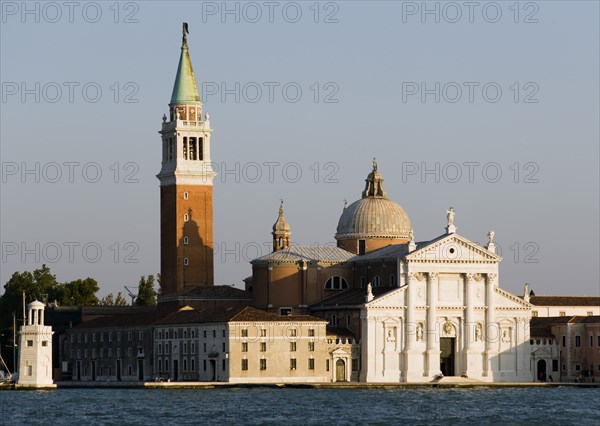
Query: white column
426,272,440,376
403,272,421,382
405,273,417,350
463,273,480,377
485,273,497,377
464,273,474,350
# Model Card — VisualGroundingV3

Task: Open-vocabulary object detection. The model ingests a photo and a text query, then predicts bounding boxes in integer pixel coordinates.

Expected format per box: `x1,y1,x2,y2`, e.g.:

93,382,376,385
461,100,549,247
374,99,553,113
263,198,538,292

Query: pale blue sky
1,1,598,297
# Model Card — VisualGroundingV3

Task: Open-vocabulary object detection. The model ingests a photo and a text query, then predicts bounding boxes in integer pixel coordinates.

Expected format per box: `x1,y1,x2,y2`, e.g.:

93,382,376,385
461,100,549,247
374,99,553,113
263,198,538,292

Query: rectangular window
183,343,187,354
352,358,359,371
26,340,33,347
326,359,330,372
308,342,315,352
562,363,566,371
117,332,121,342
575,364,581,371
575,336,581,347
241,329,248,337
203,330,207,338
308,328,315,337
203,360,207,371
308,358,315,370
290,329,297,337
203,343,207,352
290,358,297,370
191,343,195,354
241,359,248,371
359,239,366,255
213,330,216,338
191,359,195,372
222,342,226,352
222,330,226,338
532,311,538,317
116,348,121,358
27,365,33,376
559,311,566,317
128,331,132,341
84,334,88,344
222,359,226,371
109,332,112,342
260,342,266,352
587,311,593,316
552,359,559,372
242,342,248,352
591,336,594,347
290,342,296,352
260,329,267,337
562,336,566,347
93,333,96,342
183,359,187,372
390,274,395,286
598,336,600,347
260,359,267,370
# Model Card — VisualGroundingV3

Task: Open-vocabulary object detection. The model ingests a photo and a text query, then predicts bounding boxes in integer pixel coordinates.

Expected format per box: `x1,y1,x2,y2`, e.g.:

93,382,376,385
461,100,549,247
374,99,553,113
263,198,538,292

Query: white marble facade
360,233,532,382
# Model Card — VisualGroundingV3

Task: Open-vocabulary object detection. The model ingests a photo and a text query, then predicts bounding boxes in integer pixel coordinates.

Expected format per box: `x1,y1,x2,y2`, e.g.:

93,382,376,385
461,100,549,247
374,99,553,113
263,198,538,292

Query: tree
56,278,99,306
99,293,115,306
0,265,60,331
114,292,128,306
99,292,128,306
135,275,157,306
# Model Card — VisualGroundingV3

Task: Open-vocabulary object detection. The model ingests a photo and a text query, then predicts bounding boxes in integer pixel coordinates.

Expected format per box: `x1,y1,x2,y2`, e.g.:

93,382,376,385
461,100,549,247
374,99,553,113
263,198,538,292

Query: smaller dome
28,300,44,308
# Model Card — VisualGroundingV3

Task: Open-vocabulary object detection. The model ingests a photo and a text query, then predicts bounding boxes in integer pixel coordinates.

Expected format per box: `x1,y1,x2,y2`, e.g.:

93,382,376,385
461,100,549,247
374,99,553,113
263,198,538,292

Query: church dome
335,161,412,240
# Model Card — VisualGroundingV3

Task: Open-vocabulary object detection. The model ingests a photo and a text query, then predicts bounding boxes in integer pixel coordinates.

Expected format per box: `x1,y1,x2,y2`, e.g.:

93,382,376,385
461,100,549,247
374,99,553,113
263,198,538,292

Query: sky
1,1,599,298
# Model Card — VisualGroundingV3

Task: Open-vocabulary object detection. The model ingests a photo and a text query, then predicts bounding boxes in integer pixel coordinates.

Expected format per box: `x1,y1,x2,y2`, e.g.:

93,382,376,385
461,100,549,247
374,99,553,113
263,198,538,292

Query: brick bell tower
157,23,216,296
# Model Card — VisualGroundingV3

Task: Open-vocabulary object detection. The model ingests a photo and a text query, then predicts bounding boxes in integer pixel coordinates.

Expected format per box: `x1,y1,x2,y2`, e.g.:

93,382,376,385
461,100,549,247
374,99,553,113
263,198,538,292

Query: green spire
170,23,201,106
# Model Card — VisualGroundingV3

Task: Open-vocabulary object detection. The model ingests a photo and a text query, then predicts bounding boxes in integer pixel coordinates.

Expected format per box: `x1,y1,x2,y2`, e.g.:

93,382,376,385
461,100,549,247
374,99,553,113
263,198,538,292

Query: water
1,387,599,425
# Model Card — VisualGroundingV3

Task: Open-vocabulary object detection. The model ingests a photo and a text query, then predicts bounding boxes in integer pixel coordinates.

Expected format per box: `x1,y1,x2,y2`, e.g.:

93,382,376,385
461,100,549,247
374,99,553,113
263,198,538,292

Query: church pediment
494,287,532,309
406,234,501,264
366,287,407,308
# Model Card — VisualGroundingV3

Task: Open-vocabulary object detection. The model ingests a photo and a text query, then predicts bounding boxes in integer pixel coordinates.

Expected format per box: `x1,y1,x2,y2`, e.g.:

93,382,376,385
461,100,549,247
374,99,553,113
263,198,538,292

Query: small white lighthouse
16,301,56,388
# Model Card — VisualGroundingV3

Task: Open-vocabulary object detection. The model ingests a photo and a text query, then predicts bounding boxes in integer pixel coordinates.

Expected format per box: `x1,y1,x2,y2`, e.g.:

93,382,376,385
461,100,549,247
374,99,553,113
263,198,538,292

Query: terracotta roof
529,296,600,307
73,307,176,329
311,286,397,307
326,326,355,338
179,285,252,299
530,316,600,337
155,306,326,326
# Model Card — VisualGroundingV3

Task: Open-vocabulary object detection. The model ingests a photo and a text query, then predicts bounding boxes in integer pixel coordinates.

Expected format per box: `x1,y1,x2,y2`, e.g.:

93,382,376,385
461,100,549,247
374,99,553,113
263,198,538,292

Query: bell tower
272,200,291,252
157,23,216,296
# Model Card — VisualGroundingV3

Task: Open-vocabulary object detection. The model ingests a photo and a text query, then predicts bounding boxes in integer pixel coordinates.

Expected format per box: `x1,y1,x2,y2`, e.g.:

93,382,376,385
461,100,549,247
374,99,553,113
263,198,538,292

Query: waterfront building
528,295,600,318
16,301,56,388
153,306,331,383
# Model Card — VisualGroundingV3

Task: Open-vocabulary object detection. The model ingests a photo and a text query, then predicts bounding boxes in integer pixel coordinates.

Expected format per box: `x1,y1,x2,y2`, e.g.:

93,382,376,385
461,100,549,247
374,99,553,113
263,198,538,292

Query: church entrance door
440,337,455,376
537,360,547,381
336,359,346,382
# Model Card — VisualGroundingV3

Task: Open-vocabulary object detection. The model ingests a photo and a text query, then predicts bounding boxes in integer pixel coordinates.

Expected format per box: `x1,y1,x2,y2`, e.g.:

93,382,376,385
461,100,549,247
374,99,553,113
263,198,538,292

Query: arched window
372,276,381,287
325,276,348,290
